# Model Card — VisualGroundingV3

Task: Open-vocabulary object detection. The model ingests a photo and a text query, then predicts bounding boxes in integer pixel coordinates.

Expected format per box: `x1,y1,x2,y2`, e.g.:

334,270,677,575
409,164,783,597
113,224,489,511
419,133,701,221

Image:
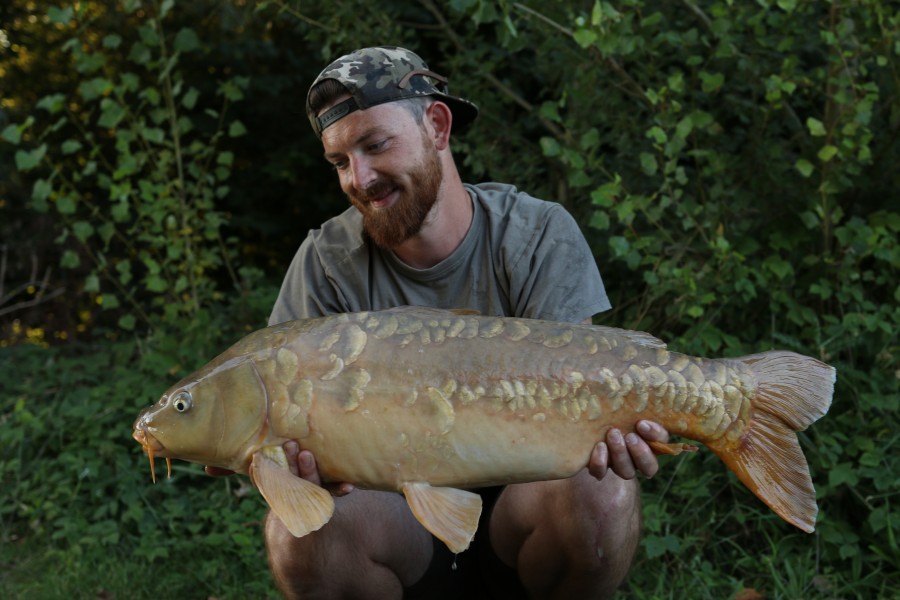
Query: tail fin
708,351,835,532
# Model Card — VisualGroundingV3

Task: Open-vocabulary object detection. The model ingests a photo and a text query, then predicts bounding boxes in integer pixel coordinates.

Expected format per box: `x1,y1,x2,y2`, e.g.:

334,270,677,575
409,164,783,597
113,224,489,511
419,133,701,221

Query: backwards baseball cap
306,46,479,138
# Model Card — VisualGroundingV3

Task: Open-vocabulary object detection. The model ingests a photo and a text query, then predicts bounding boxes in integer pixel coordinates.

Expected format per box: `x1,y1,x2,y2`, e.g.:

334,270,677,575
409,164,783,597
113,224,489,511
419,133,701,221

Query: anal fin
401,482,482,554
250,448,335,538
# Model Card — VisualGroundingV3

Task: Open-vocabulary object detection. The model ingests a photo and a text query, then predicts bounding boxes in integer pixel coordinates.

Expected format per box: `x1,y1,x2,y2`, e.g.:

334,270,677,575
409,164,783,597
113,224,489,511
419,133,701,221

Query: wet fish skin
133,307,835,553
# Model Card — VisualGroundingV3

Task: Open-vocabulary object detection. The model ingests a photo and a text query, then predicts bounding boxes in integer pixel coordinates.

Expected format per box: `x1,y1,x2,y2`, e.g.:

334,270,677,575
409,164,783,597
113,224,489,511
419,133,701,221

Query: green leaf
142,128,165,144
98,99,126,129
540,137,561,157
118,314,137,331
228,120,247,137
764,256,794,280
56,195,77,215
174,28,201,53
160,0,175,20
37,93,67,114
2,123,21,144
111,200,130,223
103,34,122,49
580,128,599,150
806,117,827,137
795,158,814,177
182,87,199,110
639,152,658,175
590,211,610,230
32,179,53,205
79,77,113,101
61,249,81,269
818,144,839,162
128,42,152,64
15,145,47,171
699,71,724,93
828,462,859,487
777,0,797,12
73,221,94,242
644,534,680,559
609,236,630,256
675,116,694,140
84,274,100,293
48,6,74,25
573,28,598,48
591,180,620,208
116,259,133,285
646,126,667,144
100,293,120,310
62,140,83,155
146,274,167,293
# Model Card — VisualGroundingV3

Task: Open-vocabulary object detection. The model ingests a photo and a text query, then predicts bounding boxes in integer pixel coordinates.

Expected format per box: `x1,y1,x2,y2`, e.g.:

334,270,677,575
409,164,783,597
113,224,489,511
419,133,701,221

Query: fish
132,306,835,553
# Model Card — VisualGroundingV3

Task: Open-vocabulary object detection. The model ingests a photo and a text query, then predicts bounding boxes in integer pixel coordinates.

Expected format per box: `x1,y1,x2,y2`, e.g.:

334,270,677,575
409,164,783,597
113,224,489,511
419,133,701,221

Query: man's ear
425,101,453,151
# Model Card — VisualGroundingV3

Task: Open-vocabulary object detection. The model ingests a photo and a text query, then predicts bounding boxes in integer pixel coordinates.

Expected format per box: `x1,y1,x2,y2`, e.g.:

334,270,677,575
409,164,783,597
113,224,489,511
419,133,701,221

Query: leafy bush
3,1,253,332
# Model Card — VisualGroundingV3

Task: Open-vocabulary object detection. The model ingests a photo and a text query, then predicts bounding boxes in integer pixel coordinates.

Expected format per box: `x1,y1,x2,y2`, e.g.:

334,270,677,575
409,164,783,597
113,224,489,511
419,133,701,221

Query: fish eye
172,391,192,413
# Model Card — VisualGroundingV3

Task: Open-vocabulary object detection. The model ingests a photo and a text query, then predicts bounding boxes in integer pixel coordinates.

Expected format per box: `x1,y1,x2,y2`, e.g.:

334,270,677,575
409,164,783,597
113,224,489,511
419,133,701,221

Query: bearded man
261,46,670,599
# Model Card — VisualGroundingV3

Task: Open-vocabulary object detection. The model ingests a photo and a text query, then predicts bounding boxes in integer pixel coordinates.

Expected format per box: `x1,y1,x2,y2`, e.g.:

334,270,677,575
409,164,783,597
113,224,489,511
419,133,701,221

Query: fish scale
134,306,834,554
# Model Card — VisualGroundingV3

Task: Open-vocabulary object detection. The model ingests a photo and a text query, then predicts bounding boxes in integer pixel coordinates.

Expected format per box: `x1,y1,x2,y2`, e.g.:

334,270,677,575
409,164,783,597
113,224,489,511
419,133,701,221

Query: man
262,46,669,599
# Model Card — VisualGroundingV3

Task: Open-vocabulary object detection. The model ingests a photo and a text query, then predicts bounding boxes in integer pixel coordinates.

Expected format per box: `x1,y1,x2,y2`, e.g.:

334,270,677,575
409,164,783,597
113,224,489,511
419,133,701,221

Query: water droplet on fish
452,557,458,571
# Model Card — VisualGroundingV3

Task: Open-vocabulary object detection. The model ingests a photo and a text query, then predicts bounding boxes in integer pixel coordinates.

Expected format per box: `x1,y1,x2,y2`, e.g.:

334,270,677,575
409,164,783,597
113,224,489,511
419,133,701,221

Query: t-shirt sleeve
508,204,610,323
268,233,347,325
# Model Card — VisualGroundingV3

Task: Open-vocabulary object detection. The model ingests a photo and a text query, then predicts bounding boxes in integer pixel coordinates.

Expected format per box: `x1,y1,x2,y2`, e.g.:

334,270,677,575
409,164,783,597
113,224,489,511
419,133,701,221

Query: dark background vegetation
1,1,897,598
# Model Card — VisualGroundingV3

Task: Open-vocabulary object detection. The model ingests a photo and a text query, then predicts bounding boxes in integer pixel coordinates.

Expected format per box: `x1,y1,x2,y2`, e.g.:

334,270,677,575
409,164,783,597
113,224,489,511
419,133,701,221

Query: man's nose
348,156,377,191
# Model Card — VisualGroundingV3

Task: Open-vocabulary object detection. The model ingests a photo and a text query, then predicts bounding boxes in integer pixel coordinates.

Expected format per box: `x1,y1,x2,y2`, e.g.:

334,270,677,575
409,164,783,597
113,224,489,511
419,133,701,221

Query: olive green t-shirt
269,182,610,325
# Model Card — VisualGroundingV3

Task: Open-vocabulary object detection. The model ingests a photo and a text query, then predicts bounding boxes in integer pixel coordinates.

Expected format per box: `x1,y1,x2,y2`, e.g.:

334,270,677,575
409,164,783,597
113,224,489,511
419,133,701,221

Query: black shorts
403,486,526,600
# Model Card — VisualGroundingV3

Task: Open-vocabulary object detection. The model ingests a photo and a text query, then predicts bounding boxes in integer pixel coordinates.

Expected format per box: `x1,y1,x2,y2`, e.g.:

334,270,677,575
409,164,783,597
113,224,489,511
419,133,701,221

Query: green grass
1,534,276,599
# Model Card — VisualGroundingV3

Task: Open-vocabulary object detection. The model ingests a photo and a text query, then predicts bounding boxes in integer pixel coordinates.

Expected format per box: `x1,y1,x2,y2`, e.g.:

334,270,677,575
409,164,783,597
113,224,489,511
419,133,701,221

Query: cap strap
397,69,448,91
315,97,359,135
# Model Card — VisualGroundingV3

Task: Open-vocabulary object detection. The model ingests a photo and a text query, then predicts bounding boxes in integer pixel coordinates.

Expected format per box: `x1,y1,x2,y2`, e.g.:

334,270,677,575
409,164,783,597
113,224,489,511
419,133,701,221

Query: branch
0,246,66,318
417,0,567,140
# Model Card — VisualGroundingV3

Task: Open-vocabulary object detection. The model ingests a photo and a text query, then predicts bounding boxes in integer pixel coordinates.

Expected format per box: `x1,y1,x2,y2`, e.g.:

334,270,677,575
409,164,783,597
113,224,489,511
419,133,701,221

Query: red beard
347,137,443,250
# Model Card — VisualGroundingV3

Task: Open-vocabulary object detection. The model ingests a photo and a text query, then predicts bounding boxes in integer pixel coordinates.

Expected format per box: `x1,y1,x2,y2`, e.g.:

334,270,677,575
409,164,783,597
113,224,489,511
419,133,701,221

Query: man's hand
588,420,670,480
283,441,355,496
205,441,354,496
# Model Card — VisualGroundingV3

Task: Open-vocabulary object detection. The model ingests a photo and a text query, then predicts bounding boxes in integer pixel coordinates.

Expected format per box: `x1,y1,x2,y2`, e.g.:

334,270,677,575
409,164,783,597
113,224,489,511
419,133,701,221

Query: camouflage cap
306,46,479,138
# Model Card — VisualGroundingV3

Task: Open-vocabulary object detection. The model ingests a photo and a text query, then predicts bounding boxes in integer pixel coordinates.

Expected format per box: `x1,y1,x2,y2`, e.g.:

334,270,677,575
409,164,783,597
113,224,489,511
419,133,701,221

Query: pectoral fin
249,449,335,538
401,482,482,554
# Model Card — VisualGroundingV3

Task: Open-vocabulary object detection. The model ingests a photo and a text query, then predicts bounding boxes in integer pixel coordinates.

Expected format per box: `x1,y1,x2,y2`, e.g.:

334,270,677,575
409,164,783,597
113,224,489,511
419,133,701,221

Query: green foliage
4,1,250,331
2,0,899,598
0,298,278,598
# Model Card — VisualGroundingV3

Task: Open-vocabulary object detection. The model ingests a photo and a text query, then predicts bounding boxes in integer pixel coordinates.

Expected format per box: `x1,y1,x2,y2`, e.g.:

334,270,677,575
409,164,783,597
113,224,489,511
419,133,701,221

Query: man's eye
367,139,387,152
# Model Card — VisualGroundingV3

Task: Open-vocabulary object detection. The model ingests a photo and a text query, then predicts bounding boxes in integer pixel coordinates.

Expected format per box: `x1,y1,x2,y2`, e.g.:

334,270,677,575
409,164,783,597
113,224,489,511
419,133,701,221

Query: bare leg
265,489,434,600
488,469,641,599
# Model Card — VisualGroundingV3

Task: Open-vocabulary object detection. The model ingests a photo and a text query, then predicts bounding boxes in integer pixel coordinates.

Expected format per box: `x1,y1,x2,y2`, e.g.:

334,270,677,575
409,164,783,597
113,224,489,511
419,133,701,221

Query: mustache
352,180,397,203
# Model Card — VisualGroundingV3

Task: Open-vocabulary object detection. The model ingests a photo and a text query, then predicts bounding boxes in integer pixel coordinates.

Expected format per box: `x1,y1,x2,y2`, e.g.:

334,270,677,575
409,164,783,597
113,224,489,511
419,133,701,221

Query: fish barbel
132,307,834,552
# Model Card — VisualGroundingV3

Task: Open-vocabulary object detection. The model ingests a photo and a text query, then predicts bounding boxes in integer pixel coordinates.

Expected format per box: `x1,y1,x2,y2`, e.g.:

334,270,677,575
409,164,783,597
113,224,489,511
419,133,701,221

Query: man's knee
491,473,643,598
263,492,435,599
264,511,323,598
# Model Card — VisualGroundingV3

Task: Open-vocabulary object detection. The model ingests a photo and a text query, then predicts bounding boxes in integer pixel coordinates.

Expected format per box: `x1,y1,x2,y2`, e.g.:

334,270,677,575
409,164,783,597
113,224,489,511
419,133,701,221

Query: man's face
321,101,443,250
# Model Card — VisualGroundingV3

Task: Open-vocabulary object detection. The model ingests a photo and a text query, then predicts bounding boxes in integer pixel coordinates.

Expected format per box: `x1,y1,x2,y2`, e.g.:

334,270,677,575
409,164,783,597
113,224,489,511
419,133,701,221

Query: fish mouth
133,426,171,483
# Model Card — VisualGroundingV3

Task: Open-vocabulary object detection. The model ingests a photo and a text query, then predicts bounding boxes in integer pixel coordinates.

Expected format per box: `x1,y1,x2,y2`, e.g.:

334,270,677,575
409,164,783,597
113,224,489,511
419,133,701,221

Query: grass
1,534,276,599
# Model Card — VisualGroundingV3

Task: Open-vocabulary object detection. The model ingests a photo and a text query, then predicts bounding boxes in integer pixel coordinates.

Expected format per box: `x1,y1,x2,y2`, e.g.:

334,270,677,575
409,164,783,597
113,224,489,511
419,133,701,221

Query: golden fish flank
133,306,835,555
